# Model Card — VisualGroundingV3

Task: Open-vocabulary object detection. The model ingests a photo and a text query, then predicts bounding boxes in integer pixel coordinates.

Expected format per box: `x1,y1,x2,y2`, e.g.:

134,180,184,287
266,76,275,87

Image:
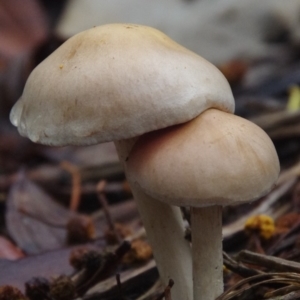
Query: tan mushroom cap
126,109,280,207
10,23,234,146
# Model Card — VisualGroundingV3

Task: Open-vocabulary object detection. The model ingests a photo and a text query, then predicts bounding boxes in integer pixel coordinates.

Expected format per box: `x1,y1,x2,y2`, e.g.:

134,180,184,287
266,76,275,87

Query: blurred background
2,0,300,298
2,0,300,164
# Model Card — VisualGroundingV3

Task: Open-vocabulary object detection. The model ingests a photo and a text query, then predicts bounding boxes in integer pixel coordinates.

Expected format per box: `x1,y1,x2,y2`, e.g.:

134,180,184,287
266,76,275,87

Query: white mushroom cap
10,23,234,146
126,108,280,207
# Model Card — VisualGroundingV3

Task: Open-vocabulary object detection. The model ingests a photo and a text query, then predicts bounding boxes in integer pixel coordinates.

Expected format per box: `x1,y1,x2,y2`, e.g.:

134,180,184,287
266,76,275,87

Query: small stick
116,273,125,300
237,250,300,273
264,285,300,298
156,279,174,300
223,252,262,278
96,180,120,243
60,161,81,211
164,279,174,300
266,290,300,300
216,273,300,300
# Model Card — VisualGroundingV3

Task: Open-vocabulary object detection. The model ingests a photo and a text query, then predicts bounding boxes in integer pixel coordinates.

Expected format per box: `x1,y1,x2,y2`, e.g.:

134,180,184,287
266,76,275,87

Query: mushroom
10,23,235,300
126,108,280,300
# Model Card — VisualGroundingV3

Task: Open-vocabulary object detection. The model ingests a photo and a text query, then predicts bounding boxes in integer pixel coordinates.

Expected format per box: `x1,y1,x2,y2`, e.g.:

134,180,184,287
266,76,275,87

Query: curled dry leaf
6,172,76,254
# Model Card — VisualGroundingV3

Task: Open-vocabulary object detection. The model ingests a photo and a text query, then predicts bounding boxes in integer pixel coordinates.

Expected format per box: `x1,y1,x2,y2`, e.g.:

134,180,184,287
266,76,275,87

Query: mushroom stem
132,186,193,300
115,139,193,300
191,205,223,300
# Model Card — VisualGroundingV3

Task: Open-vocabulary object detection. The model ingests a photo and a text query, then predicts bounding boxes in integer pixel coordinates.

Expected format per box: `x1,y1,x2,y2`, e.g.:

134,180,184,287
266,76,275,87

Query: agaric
127,109,280,300
10,23,237,300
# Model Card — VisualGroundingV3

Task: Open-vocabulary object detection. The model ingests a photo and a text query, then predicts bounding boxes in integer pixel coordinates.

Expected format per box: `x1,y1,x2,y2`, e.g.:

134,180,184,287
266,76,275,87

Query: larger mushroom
10,24,235,300
126,108,280,300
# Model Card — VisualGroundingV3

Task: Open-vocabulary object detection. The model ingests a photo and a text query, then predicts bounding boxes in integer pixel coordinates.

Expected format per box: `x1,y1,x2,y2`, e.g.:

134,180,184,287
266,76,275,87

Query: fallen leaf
6,172,75,254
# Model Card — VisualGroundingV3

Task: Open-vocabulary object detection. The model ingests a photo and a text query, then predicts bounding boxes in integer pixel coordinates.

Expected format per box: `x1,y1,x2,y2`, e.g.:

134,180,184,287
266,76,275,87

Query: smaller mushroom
126,108,280,300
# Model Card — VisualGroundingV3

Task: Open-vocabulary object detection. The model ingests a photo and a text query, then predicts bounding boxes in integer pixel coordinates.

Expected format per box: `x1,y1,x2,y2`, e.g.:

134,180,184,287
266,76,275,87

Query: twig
0,162,124,192
96,180,121,243
264,285,300,298
216,273,300,300
60,161,81,211
156,279,174,300
266,290,300,300
116,273,124,300
250,110,300,132
237,250,300,273
223,252,262,278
